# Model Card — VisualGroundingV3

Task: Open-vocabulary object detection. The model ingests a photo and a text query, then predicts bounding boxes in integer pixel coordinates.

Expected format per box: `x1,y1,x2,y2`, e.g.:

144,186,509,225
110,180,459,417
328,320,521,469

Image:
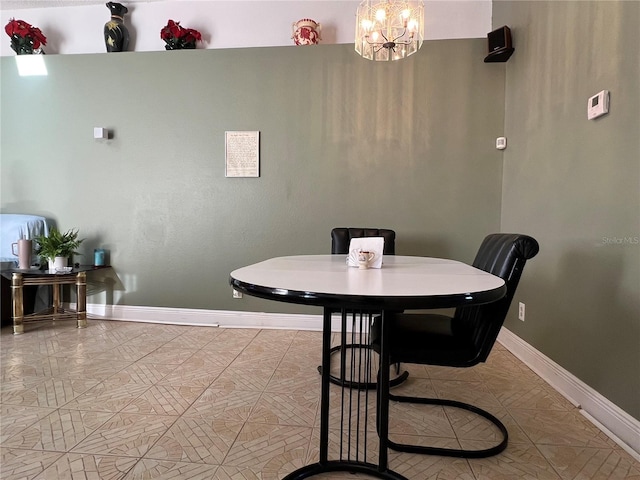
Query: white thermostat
496,137,507,150
587,90,609,120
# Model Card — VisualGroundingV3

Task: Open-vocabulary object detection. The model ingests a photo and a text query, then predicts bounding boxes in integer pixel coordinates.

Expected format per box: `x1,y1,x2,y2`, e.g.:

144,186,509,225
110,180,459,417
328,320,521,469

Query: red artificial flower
4,18,47,54
160,19,202,49
30,26,47,48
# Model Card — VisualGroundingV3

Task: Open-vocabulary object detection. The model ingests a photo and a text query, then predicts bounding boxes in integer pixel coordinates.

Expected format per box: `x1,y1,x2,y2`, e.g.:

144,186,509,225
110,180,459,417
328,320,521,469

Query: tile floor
1,319,638,479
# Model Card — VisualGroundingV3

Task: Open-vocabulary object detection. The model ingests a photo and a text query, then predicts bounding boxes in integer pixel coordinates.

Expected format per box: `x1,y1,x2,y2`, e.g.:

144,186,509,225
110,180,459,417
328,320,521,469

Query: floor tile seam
431,378,504,398
220,424,312,470
244,408,320,427
152,376,221,390
196,345,247,380
483,406,542,447
434,398,512,449
0,375,54,390
140,377,255,463
140,449,223,466
539,446,640,477
527,437,624,449
0,444,75,455
198,419,249,468
146,380,222,418
483,382,564,402
509,412,617,448
504,405,587,419
390,387,493,409
498,400,574,414
116,412,186,465
216,358,283,391
2,411,117,454
0,404,66,447
68,445,148,459
0,446,67,479
35,377,108,407
58,381,155,415
526,443,568,479
107,455,145,479
35,406,120,452
387,429,460,441
239,386,296,426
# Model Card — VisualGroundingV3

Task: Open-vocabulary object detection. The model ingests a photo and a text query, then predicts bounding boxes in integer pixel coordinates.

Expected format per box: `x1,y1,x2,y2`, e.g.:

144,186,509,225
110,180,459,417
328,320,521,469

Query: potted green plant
34,227,84,271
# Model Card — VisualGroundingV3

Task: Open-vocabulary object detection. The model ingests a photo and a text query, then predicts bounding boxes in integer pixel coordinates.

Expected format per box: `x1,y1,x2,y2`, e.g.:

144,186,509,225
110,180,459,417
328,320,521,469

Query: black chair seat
371,314,478,367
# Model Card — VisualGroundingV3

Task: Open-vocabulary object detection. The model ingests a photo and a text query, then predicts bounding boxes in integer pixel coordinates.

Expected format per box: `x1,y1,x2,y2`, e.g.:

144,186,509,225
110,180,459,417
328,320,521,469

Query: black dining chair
371,233,540,457
318,227,409,389
330,228,396,256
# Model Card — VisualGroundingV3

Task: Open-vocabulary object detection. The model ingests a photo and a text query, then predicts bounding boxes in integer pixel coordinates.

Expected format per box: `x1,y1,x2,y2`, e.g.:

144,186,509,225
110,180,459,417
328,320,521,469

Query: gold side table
4,266,106,334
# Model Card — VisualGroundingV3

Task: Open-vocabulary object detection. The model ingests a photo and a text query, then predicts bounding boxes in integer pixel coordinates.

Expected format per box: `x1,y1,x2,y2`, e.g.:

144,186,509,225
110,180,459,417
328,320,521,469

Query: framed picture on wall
225,131,260,177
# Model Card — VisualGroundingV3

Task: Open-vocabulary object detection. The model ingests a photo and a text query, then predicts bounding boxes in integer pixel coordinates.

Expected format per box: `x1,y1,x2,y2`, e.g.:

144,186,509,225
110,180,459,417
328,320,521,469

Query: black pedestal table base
283,460,408,480
317,343,410,390
282,308,408,480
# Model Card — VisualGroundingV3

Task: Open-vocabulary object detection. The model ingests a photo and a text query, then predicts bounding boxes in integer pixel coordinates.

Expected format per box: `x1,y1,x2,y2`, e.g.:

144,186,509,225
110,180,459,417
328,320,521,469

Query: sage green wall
1,41,505,314
494,1,640,419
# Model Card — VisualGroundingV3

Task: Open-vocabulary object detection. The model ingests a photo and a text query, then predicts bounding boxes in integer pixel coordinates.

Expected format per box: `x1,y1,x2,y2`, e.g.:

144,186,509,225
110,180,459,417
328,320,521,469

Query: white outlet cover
496,137,507,150
93,127,108,139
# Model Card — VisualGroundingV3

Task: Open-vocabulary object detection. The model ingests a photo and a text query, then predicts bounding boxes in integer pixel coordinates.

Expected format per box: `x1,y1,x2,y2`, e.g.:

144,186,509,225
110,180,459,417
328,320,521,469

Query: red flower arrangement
160,20,202,50
5,18,47,55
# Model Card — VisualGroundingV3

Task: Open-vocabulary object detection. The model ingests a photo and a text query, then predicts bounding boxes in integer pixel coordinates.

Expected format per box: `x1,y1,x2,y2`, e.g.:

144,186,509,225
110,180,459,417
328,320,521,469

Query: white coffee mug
357,251,375,269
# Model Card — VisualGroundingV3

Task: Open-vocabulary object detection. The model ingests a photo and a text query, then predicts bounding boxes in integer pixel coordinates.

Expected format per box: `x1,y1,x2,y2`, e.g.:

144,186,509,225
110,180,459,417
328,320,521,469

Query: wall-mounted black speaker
484,25,514,63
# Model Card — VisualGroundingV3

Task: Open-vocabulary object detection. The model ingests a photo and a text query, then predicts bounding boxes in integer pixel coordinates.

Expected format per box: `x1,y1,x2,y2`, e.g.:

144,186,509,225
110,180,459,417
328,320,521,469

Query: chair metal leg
385,393,508,458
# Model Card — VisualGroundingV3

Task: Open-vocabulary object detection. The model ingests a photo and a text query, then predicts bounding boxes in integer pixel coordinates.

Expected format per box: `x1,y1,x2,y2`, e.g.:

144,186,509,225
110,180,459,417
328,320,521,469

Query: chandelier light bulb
355,0,425,62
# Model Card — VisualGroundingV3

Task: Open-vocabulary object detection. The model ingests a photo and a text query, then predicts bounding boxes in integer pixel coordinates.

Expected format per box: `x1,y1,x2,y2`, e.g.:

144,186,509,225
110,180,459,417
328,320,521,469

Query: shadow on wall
85,267,125,306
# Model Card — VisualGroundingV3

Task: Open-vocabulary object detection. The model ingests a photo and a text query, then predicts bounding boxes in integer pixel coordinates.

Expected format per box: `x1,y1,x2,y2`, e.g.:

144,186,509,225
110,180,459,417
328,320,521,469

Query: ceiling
2,0,165,10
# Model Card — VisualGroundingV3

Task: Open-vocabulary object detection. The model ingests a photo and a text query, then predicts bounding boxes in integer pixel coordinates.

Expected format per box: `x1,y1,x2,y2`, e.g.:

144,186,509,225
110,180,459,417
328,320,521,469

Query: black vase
104,2,129,52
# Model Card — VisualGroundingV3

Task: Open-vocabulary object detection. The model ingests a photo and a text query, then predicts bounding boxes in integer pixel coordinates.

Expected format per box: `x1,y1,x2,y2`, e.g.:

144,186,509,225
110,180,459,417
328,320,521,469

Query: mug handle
11,242,18,256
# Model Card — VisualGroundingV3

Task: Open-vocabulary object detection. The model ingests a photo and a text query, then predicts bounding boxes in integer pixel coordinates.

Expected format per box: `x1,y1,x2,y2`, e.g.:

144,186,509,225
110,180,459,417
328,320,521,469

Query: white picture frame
225,131,260,178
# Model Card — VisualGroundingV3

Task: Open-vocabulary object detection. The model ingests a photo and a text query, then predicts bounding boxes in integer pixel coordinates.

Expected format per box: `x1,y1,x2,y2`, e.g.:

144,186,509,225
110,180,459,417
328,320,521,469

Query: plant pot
49,257,68,271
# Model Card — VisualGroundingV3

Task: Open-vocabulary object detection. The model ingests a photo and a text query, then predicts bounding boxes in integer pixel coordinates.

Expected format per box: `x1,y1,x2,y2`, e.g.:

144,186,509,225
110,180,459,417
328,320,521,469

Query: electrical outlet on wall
233,289,243,299
518,302,525,321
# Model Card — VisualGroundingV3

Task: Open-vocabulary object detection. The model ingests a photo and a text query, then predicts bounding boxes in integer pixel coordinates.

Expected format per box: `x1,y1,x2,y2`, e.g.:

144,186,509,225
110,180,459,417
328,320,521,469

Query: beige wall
494,1,640,419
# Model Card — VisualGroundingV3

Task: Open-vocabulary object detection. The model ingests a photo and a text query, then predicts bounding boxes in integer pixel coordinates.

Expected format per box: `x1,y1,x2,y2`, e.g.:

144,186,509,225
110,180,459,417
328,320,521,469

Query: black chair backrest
452,233,539,363
331,228,396,255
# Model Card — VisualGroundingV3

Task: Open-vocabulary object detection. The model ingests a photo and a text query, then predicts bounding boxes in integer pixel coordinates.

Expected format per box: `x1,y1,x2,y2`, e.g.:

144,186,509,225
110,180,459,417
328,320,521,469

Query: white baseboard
82,303,638,459
85,303,359,332
498,327,640,461
86,303,324,330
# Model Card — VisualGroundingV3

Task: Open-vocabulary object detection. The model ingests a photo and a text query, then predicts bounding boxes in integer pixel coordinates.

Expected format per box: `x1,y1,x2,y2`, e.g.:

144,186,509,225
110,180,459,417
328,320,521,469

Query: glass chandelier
355,0,424,61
